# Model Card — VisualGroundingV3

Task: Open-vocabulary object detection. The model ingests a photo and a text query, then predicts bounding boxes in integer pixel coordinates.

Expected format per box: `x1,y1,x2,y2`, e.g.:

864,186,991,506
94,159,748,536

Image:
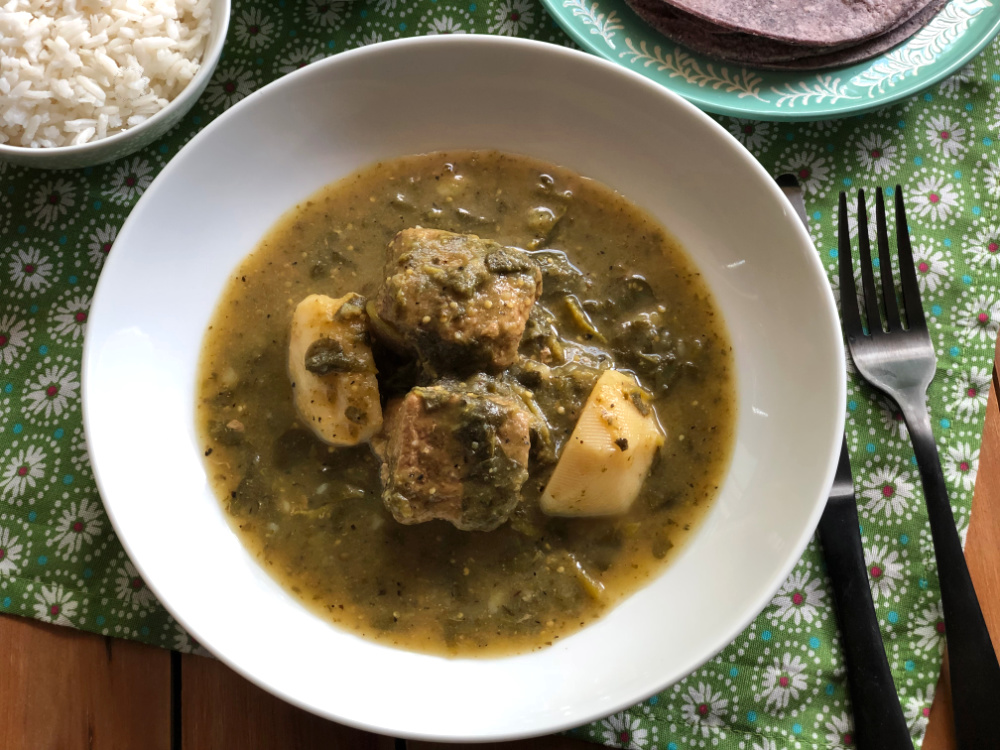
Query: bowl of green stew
84,36,845,741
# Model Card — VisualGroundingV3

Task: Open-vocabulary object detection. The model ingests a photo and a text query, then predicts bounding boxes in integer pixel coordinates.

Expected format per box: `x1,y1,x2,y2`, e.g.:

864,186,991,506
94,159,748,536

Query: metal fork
780,176,911,748
839,187,1000,749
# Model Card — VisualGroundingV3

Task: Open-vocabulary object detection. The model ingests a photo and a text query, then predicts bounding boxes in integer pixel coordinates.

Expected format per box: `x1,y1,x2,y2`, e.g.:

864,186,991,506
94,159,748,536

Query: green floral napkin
1,2,998,748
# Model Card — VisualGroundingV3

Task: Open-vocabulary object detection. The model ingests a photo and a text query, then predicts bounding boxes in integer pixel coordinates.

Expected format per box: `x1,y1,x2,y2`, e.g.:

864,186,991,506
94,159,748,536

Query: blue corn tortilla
644,0,937,47
625,0,946,69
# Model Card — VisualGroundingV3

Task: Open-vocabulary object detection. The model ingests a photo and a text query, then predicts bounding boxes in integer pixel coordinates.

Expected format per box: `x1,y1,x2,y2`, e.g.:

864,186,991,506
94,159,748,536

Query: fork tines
838,187,927,337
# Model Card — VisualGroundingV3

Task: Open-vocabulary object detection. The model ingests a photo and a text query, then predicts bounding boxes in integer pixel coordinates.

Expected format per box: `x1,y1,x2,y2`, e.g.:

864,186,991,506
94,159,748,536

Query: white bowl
84,37,845,742
0,0,230,170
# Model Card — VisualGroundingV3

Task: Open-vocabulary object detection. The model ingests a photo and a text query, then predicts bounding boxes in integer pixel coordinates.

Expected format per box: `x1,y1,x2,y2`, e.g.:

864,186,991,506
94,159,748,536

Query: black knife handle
904,408,1000,750
818,499,913,750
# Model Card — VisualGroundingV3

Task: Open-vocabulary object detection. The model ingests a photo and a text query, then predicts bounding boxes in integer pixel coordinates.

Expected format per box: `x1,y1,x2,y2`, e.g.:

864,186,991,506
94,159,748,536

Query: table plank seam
171,651,181,750
992,367,999,415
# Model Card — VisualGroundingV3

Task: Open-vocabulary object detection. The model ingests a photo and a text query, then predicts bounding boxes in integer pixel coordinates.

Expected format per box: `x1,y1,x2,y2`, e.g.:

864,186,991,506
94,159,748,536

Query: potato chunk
541,370,664,517
288,293,382,445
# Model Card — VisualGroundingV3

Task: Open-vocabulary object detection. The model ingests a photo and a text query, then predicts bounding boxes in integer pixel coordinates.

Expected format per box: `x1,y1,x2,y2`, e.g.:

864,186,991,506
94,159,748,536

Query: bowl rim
0,0,231,159
83,34,846,741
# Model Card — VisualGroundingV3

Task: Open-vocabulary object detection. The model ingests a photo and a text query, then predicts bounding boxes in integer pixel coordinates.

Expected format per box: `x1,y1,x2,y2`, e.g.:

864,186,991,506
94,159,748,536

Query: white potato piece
541,370,664,517
288,293,382,445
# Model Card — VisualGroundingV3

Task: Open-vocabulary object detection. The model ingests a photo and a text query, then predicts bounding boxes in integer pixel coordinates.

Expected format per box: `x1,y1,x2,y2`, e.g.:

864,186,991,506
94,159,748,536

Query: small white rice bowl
0,0,212,149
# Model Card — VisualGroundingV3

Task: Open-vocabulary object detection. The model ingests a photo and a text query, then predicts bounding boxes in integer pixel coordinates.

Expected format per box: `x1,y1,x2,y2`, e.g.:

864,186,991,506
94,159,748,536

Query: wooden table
3,356,998,750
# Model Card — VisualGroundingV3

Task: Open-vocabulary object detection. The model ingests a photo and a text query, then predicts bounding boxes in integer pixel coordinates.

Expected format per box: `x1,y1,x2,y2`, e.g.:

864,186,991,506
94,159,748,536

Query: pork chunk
374,379,533,531
371,228,542,374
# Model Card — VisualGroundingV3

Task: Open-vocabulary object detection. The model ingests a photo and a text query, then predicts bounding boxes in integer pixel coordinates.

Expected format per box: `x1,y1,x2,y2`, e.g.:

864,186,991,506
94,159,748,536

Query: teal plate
542,0,1000,120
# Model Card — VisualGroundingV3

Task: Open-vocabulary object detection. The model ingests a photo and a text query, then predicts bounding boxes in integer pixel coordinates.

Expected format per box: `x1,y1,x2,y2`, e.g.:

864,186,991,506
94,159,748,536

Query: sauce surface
197,151,736,656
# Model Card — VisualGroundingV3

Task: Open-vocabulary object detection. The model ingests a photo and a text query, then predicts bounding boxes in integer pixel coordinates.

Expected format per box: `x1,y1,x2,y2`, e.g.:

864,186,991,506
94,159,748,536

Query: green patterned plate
542,0,1000,120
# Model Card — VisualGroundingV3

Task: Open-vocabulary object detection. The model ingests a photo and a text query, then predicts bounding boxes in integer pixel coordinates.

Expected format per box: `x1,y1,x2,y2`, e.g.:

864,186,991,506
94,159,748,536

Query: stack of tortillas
625,0,949,69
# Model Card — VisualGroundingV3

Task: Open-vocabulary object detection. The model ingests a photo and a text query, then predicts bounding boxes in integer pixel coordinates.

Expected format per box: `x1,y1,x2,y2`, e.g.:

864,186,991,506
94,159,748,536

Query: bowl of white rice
0,0,230,170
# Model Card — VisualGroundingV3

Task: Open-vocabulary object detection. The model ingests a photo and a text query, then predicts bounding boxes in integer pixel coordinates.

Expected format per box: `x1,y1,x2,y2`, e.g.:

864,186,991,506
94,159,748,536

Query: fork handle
817,500,912,750
903,404,1000,750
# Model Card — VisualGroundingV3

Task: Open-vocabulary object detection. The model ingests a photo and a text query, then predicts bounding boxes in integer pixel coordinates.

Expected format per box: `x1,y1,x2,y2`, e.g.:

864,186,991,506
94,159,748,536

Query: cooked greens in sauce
197,151,735,656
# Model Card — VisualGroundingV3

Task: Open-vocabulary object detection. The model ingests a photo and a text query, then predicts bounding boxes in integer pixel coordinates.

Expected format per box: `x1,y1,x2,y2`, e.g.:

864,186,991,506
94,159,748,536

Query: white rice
0,0,212,147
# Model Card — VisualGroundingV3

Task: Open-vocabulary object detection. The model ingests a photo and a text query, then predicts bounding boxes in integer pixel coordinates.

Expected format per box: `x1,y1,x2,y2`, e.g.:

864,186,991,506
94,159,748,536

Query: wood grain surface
0,616,171,750
1,364,998,750
179,653,395,750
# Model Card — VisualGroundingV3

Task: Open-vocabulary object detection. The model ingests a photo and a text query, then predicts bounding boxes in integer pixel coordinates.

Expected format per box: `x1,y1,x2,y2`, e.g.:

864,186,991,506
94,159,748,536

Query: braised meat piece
373,377,533,531
370,228,542,374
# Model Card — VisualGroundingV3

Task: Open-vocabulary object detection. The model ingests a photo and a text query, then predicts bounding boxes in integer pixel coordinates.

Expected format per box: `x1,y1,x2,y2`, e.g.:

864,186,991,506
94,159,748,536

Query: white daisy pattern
949,366,991,418
234,8,276,49
0,445,47,499
756,653,809,711
860,464,917,518
276,44,327,75
727,119,774,152
912,243,950,294
856,131,900,176
964,220,1000,270
27,177,76,230
426,14,467,34
955,292,1000,344
864,543,905,601
599,711,649,749
50,295,90,341
982,158,1000,196
86,223,117,268
33,584,77,626
204,64,259,111
303,0,347,29
50,496,103,554
770,570,826,625
910,174,960,223
172,621,211,655
824,712,855,748
69,425,91,474
912,602,945,653
106,158,154,205
0,314,30,367
939,64,974,95
904,685,936,737
358,30,385,47
878,395,908,440
489,0,534,35
0,526,24,576
115,559,157,608
943,442,979,492
23,364,80,420
8,245,54,292
925,113,967,158
778,148,831,195
680,682,728,737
